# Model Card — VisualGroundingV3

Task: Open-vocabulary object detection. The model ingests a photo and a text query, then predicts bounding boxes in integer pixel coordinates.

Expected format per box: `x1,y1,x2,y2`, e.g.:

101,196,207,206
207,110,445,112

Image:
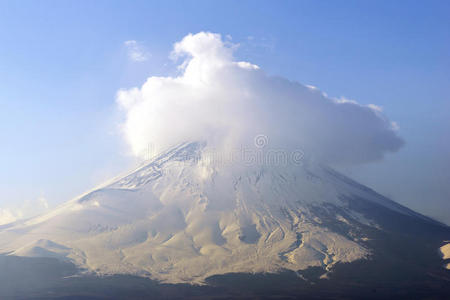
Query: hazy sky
0,0,449,224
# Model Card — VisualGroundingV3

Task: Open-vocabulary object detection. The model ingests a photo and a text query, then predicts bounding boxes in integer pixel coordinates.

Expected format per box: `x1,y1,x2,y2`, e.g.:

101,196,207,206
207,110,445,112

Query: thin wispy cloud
242,35,276,53
124,40,150,62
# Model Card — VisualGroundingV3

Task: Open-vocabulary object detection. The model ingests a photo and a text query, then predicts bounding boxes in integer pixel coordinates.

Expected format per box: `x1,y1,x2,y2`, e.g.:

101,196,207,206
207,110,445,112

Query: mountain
0,142,449,287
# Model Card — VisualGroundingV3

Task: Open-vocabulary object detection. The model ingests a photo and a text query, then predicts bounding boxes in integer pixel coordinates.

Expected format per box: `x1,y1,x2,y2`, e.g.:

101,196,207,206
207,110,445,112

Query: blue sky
0,0,449,223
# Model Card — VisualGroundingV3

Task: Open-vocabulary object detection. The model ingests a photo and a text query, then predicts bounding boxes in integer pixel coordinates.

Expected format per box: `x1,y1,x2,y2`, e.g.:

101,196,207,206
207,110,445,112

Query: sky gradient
0,0,449,224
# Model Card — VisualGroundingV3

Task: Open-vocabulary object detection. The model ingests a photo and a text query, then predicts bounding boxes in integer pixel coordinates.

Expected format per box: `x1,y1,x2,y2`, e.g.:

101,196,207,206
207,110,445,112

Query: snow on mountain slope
0,142,431,283
441,243,450,270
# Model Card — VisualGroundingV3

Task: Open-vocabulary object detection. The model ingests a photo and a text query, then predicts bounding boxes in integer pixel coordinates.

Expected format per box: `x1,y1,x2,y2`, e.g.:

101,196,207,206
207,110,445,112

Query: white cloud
0,195,50,225
124,40,150,62
0,209,17,226
38,195,49,209
117,32,403,165
367,103,383,112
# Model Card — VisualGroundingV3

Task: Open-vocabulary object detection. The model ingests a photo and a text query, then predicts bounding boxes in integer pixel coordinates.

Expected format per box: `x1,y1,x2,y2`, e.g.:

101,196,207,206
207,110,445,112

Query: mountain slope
0,142,448,284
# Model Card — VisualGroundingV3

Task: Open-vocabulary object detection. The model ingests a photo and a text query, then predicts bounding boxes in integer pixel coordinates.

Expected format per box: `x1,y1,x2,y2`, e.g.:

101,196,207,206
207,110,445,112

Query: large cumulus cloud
117,32,403,165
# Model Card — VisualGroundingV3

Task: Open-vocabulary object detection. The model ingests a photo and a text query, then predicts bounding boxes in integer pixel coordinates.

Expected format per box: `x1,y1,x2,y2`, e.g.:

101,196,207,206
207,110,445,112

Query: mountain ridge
0,142,448,284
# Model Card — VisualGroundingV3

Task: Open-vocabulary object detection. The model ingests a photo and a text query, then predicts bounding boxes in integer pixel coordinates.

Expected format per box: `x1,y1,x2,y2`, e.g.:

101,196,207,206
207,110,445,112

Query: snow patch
440,243,450,270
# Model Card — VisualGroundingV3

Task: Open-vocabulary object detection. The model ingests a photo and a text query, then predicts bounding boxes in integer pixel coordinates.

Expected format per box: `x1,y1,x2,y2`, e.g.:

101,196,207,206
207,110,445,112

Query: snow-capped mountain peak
0,142,441,283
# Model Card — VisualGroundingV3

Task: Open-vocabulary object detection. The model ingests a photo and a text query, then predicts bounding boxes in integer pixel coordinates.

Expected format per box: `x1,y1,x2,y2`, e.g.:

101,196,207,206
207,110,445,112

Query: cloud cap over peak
117,32,404,165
